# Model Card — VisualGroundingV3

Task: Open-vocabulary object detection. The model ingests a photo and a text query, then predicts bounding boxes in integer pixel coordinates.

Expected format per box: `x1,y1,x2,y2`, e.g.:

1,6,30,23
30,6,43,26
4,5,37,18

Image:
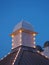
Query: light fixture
45,56,48,58
33,37,36,40
12,43,14,46
12,48,21,65
12,39,14,42
11,47,13,49
19,30,22,33
33,33,36,36
34,42,36,44
11,34,14,38
33,46,36,48
37,51,40,53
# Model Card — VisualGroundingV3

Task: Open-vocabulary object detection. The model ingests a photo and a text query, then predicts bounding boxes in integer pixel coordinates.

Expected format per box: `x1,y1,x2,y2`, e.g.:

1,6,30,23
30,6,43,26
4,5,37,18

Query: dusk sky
0,0,49,58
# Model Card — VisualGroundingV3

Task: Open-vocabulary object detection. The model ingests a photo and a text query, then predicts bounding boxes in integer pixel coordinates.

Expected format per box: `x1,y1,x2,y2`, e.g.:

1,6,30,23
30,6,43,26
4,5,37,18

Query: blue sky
0,0,49,58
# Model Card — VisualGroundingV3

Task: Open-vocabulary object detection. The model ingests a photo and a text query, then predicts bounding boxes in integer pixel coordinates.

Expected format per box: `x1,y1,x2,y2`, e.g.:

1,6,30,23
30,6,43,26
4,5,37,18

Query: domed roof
36,45,43,52
44,41,49,48
13,20,34,32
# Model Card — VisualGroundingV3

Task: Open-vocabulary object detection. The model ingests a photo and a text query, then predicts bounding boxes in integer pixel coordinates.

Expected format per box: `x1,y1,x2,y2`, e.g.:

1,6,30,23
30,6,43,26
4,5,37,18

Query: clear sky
0,0,49,58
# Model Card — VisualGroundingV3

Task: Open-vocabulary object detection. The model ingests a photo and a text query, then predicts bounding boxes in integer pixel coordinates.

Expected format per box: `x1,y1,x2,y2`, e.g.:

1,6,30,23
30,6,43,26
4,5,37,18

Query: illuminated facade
10,21,37,49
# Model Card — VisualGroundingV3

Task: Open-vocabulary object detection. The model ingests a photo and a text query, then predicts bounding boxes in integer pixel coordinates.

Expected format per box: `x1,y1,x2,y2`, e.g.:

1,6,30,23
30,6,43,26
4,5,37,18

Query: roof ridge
12,47,21,65
14,48,24,65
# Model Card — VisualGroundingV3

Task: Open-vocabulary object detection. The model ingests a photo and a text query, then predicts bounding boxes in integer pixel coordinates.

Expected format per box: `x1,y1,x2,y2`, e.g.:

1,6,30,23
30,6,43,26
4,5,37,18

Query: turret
10,21,38,49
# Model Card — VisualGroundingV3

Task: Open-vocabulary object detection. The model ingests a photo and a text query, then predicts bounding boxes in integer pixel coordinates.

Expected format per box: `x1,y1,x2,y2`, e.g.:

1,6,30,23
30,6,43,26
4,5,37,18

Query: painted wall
12,32,36,49
22,32,35,47
12,33,21,49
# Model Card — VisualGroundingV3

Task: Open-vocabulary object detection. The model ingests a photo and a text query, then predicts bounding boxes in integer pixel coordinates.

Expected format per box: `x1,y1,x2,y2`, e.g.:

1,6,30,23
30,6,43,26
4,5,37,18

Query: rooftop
0,46,49,65
13,20,34,33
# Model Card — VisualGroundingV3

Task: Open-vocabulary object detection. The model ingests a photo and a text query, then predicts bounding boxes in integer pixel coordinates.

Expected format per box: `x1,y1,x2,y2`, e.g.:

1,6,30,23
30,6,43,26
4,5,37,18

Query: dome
13,20,34,32
36,45,43,52
44,41,49,48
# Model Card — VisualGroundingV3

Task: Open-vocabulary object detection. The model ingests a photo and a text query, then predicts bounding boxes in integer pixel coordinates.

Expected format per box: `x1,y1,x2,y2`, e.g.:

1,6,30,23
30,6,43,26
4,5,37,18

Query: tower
0,20,49,65
10,21,37,49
